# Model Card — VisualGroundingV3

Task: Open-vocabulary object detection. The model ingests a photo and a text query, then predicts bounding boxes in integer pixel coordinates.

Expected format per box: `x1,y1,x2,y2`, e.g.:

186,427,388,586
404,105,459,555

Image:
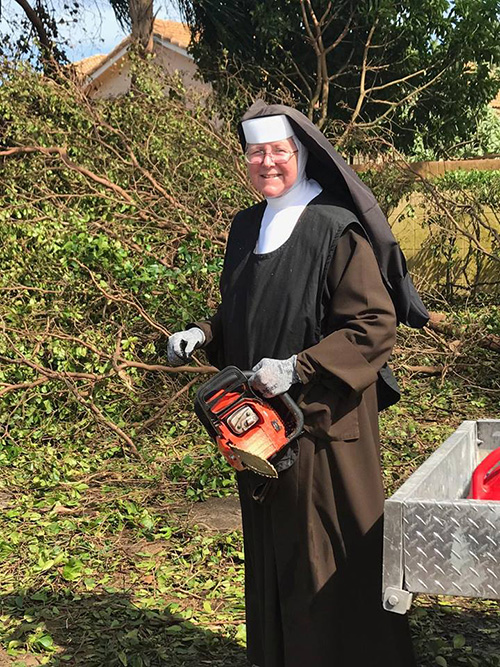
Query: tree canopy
179,0,500,154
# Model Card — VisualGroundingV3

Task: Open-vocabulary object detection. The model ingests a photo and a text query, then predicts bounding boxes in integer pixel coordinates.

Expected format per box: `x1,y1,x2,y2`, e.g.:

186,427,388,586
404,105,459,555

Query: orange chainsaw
195,366,304,478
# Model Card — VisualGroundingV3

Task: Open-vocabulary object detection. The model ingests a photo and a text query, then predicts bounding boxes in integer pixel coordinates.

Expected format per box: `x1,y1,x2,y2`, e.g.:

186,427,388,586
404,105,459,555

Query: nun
167,101,427,667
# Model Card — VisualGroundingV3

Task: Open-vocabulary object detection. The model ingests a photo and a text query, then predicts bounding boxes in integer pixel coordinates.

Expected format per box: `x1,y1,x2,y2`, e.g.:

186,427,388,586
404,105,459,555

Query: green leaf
435,657,447,667
235,624,246,643
453,634,466,649
36,634,54,649
62,559,84,581
140,512,155,530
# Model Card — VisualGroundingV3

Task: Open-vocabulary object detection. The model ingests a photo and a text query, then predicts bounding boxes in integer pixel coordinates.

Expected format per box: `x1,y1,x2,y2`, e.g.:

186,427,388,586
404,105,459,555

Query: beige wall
353,159,500,291
355,158,500,178
402,158,500,179
87,59,133,98
390,194,500,293
154,46,211,95
86,43,211,99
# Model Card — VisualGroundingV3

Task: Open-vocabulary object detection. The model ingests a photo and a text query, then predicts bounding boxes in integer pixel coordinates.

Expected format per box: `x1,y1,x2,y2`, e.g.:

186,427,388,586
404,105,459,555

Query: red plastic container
469,448,500,500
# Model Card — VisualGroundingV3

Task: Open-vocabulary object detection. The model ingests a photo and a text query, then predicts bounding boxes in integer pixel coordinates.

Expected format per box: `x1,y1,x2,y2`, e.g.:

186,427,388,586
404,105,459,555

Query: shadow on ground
0,589,248,667
411,597,500,667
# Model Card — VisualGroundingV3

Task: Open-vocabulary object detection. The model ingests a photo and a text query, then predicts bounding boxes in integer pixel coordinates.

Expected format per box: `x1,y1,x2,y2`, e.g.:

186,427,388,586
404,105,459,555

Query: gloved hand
250,355,301,398
166,327,205,366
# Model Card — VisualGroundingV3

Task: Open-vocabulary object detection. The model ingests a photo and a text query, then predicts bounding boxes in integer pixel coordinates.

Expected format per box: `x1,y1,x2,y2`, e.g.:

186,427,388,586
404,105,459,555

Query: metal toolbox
383,420,500,614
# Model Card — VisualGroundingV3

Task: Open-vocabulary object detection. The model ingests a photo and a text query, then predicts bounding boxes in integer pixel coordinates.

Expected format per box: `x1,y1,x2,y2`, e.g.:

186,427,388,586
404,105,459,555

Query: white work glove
166,327,205,366
250,355,301,398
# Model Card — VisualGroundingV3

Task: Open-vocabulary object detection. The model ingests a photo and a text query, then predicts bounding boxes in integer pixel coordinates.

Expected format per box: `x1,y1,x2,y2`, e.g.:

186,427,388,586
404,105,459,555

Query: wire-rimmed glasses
244,149,298,165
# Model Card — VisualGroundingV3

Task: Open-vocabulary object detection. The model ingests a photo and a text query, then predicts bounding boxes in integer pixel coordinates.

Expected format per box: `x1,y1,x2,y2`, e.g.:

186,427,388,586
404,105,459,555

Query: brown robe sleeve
190,305,224,368
191,307,221,346
295,227,396,394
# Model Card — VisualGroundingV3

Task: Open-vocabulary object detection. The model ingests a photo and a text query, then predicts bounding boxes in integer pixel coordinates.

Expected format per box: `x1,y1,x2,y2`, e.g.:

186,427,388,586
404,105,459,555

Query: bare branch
117,360,217,374
0,376,49,398
367,68,428,93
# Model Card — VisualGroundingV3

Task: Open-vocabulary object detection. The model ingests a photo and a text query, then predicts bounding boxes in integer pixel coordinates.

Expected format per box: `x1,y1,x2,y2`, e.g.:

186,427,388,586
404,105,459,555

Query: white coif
242,115,294,144
255,178,322,254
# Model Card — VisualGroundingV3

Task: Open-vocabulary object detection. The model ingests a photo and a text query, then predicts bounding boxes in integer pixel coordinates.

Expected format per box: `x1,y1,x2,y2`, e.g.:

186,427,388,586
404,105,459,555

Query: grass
0,320,499,666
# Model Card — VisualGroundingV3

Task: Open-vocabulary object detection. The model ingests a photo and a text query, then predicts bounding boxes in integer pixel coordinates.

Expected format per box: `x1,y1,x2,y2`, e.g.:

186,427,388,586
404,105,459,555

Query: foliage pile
0,57,255,466
0,58,253,665
0,62,499,665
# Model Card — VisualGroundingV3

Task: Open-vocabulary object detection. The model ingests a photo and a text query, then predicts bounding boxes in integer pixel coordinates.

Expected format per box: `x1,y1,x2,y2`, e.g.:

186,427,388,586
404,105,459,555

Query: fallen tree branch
61,375,143,460
0,376,49,398
427,311,500,353
117,360,217,374
401,364,443,376
0,145,149,216
73,258,172,339
136,376,200,433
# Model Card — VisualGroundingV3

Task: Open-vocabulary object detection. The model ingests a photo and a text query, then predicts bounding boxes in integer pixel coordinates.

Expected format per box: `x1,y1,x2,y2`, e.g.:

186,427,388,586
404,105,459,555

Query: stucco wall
154,46,210,95
390,194,500,293
87,59,133,98
355,158,500,177
353,159,500,292
86,42,210,99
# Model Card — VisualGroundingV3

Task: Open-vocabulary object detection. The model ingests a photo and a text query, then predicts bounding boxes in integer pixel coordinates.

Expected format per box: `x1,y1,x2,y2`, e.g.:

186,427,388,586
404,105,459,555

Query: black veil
239,100,429,329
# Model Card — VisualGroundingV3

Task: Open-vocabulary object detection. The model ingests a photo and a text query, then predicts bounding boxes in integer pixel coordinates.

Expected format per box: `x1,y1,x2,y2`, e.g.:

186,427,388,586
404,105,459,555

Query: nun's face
246,138,298,198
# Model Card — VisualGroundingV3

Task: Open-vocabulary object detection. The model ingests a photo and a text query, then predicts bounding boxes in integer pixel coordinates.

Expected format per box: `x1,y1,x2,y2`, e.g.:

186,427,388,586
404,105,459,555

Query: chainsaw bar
232,446,279,478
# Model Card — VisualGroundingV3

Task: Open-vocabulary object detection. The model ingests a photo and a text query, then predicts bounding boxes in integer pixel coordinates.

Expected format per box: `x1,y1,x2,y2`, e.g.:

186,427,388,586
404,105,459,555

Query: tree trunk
129,0,154,54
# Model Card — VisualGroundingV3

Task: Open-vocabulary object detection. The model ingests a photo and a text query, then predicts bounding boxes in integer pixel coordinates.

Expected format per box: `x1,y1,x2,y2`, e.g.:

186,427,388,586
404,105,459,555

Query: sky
0,0,183,62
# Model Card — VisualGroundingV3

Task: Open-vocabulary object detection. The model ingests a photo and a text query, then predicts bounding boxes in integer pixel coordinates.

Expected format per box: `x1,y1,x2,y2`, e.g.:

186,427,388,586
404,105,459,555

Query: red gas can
469,448,500,500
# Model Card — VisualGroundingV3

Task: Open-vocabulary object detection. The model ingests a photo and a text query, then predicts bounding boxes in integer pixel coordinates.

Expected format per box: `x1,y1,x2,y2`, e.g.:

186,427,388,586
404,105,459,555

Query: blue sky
0,0,182,62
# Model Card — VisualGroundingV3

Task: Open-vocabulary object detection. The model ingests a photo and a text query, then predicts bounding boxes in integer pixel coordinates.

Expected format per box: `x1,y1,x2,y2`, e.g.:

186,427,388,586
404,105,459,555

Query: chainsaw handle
278,391,305,440
197,366,248,403
244,370,304,442
194,365,304,445
195,366,249,440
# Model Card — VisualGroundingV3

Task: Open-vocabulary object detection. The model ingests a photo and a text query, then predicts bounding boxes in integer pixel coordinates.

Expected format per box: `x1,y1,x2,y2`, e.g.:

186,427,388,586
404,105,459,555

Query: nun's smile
247,139,298,198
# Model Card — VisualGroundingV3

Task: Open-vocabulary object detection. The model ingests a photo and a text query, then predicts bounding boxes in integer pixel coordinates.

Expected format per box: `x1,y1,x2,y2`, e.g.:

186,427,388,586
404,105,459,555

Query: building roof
153,19,191,49
73,53,107,77
73,19,192,80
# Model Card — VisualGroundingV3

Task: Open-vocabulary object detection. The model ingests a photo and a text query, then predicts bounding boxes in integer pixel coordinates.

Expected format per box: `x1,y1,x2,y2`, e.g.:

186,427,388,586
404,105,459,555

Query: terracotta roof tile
73,53,107,77
77,35,132,79
152,19,191,49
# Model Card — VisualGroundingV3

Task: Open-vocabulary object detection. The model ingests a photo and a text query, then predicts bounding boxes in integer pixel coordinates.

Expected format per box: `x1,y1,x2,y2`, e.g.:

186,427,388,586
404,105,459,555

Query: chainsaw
194,366,304,478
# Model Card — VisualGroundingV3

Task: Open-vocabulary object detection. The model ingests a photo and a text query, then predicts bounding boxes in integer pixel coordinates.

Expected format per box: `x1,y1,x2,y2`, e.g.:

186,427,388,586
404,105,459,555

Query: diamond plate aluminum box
383,420,500,613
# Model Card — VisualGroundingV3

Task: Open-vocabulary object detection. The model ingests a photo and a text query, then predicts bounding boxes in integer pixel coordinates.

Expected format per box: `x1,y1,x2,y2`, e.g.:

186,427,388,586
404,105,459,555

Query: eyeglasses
244,149,298,165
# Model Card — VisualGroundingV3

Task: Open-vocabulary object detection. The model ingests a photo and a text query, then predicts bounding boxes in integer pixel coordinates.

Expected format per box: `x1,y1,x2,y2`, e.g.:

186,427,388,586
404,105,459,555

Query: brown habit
196,196,417,665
